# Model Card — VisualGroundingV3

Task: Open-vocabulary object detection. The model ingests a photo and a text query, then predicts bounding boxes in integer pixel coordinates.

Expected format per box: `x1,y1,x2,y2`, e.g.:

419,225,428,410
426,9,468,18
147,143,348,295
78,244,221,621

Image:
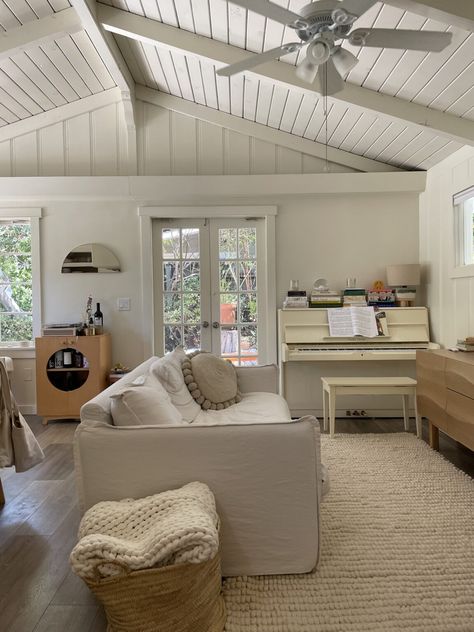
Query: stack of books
310,289,342,308
367,288,396,307
283,290,308,309
343,288,367,307
456,337,474,352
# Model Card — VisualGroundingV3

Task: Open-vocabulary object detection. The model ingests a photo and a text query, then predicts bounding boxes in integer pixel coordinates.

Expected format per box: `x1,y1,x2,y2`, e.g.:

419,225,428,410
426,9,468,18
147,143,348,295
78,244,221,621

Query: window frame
452,187,474,279
0,208,41,349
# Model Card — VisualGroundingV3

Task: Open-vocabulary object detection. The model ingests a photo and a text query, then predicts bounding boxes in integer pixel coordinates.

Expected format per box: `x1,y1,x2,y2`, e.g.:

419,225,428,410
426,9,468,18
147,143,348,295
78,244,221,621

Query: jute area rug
222,433,474,632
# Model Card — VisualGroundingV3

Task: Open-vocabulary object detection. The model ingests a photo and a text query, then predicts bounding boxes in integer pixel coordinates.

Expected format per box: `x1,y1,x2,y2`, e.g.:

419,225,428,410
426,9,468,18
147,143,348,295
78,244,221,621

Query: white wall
419,146,474,348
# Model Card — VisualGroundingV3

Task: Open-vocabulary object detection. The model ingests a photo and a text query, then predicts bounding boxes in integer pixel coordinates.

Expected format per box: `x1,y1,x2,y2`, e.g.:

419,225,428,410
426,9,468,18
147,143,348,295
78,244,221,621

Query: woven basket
84,553,226,632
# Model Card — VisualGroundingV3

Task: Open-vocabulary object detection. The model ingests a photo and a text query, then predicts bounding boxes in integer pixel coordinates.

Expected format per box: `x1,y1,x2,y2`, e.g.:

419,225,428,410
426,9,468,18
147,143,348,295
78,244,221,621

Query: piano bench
321,377,421,439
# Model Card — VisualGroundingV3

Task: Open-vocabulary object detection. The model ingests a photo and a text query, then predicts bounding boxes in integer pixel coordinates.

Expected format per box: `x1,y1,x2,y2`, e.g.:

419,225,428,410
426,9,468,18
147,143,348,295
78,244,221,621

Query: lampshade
386,264,421,287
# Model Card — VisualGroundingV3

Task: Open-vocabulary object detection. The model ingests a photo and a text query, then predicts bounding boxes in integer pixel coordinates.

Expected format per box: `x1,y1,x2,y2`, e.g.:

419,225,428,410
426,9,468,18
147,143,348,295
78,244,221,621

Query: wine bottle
93,302,103,334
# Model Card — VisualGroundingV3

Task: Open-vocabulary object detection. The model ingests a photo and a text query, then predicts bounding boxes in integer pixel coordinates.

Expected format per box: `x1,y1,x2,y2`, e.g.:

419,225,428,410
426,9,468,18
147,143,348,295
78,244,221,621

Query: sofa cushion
182,351,242,410
110,385,183,426
192,392,291,426
150,347,201,423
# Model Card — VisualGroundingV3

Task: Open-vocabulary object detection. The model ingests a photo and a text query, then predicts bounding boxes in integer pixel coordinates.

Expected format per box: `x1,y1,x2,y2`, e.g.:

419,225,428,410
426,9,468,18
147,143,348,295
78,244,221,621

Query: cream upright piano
278,307,439,418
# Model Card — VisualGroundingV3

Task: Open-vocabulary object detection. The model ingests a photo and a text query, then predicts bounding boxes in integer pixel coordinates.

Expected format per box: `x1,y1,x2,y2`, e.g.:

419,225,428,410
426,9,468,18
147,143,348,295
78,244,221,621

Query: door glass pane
163,293,181,323
221,326,238,363
182,228,200,259
239,293,257,323
239,262,257,290
241,325,257,365
220,262,238,292
183,325,200,352
163,261,181,291
161,227,204,354
238,228,256,259
162,229,180,259
219,228,237,259
220,294,237,324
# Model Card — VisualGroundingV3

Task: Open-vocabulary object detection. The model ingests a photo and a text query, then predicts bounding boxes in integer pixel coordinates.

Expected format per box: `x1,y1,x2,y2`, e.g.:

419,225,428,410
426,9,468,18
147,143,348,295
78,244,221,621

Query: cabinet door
446,389,474,451
416,351,448,430
446,357,474,400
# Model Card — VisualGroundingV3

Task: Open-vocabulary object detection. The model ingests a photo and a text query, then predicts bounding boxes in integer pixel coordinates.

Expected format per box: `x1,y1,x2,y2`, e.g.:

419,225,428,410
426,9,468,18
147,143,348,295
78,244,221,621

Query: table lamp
386,264,420,307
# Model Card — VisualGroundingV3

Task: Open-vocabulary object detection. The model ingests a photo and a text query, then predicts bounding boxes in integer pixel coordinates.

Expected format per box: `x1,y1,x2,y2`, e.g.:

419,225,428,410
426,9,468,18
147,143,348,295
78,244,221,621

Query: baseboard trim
20,405,37,415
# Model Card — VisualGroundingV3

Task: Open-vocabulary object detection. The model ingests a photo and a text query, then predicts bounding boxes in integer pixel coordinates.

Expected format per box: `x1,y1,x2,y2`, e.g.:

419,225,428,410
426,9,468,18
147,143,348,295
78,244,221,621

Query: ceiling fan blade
331,47,359,76
317,58,344,96
227,0,308,28
216,43,303,77
349,28,453,51
295,59,320,84
334,0,377,19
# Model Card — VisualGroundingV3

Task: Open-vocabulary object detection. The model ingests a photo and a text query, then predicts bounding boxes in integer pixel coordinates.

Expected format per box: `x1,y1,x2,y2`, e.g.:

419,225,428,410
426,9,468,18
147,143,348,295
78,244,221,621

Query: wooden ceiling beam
385,0,474,32
71,0,137,173
98,4,474,147
0,7,82,61
136,86,402,172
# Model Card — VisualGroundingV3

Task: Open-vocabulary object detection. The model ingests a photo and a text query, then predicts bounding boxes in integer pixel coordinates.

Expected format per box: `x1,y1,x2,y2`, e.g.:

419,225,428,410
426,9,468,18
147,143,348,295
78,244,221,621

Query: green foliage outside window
0,221,33,343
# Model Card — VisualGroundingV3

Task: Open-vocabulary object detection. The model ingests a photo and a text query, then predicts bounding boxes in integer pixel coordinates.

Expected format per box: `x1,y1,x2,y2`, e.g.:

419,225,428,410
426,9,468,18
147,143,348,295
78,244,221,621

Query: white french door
153,217,268,365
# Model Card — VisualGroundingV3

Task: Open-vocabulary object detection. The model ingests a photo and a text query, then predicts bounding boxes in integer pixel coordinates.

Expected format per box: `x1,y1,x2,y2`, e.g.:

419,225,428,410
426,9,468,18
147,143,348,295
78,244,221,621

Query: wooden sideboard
416,349,474,452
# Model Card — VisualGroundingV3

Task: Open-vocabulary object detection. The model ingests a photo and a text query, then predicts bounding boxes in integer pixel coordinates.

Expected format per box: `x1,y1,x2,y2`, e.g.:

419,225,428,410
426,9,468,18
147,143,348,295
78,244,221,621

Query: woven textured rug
222,434,474,631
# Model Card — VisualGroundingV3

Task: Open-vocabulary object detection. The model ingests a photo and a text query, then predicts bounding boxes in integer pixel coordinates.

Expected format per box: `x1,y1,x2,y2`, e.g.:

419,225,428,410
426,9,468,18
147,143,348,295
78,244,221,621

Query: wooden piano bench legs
321,377,422,439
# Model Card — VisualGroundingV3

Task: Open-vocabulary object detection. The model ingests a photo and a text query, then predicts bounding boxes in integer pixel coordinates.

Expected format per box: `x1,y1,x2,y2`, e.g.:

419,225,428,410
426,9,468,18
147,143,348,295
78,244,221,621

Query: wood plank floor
0,416,473,632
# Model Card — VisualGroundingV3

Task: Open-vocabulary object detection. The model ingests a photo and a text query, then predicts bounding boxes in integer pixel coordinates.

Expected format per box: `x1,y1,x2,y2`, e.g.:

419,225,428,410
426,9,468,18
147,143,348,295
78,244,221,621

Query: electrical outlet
117,297,131,311
346,410,352,416
23,368,32,381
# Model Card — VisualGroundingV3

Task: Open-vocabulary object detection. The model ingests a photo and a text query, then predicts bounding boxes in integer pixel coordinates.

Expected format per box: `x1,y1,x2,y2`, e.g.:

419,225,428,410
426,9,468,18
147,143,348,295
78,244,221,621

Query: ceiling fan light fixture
306,40,331,65
332,47,359,76
295,59,319,84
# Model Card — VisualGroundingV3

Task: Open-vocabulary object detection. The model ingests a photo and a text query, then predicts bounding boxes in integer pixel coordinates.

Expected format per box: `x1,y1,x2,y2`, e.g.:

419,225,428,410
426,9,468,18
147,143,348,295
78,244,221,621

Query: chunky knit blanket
70,482,219,580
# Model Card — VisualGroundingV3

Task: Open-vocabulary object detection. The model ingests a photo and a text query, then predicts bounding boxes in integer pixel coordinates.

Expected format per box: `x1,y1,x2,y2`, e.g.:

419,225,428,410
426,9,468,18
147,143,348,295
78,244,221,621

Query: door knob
212,321,220,329
202,321,209,328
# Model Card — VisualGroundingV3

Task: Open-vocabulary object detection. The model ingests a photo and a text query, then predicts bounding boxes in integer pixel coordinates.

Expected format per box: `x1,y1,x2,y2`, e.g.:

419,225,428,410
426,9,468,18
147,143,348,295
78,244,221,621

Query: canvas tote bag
0,361,44,473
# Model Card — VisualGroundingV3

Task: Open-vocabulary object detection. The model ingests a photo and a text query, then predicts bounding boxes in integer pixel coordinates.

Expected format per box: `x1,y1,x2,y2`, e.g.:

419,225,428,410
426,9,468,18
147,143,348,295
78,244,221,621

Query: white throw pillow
110,385,183,426
151,347,201,423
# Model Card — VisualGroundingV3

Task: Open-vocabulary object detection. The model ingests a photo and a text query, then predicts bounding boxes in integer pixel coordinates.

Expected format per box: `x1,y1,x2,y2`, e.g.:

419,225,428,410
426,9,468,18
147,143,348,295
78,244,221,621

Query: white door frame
138,205,277,363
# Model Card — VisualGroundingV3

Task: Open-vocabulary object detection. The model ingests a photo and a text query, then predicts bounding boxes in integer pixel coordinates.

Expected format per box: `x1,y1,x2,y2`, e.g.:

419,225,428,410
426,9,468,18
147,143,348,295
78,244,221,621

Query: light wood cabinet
416,349,474,452
35,334,111,424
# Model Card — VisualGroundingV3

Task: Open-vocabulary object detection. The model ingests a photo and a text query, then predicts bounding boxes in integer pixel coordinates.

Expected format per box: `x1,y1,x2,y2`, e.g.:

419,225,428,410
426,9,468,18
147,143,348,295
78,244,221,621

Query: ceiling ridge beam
72,0,137,174
0,87,122,143
385,0,474,32
136,85,401,172
99,4,474,147
0,7,82,61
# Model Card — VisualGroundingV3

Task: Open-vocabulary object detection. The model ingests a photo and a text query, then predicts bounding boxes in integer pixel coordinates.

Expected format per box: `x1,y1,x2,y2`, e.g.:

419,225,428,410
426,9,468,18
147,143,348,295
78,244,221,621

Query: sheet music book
327,306,379,338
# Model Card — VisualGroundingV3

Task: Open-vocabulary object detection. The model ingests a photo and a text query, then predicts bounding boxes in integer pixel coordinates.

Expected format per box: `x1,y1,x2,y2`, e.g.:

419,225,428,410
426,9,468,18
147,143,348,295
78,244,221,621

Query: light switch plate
117,297,131,311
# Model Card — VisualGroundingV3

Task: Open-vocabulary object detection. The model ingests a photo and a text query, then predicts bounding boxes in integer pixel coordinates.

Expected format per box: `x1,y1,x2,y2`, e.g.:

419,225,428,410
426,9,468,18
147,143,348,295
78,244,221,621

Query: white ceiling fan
216,0,453,96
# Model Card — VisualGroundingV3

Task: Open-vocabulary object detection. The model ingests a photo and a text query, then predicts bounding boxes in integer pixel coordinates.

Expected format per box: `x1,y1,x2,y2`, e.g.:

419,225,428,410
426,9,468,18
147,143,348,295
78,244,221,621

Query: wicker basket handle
91,560,131,581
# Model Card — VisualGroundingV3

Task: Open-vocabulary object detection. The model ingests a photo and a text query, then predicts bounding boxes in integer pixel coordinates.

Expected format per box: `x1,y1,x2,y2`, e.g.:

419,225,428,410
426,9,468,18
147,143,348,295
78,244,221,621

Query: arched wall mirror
61,244,121,273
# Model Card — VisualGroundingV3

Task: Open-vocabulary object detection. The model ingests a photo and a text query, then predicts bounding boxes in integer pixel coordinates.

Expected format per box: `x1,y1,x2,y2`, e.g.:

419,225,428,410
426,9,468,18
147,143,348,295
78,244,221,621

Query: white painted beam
0,7,82,61
71,0,137,173
386,0,474,32
98,5,474,147
0,87,122,143
136,86,400,173
0,172,427,203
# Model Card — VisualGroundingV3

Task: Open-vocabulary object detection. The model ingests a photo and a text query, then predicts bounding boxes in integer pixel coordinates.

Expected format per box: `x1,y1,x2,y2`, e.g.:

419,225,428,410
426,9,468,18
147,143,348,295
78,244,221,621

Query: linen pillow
151,347,201,423
182,351,242,410
110,385,183,426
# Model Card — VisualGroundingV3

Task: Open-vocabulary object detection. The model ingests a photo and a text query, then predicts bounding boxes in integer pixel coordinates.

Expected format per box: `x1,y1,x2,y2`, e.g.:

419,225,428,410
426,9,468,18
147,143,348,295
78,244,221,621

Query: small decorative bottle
93,303,103,335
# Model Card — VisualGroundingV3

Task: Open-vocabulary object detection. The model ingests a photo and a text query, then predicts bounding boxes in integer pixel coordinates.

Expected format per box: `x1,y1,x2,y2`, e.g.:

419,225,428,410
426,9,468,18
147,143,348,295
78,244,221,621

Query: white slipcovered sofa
74,354,322,577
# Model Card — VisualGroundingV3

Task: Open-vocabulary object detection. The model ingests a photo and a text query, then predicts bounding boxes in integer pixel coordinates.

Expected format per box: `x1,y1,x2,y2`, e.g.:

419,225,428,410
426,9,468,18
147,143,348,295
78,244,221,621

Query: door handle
212,321,220,329
202,321,209,328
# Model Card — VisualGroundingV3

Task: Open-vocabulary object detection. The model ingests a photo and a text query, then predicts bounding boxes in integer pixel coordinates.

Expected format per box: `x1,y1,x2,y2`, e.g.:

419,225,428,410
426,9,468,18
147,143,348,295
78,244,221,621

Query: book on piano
328,306,379,338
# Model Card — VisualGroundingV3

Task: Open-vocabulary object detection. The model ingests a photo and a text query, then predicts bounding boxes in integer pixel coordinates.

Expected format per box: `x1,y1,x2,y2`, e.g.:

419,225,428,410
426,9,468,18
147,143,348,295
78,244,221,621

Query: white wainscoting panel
137,100,356,176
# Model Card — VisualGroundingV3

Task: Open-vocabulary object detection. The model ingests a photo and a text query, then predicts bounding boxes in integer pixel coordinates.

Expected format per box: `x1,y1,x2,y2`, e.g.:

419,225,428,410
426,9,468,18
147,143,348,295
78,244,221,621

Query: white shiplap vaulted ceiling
0,0,473,172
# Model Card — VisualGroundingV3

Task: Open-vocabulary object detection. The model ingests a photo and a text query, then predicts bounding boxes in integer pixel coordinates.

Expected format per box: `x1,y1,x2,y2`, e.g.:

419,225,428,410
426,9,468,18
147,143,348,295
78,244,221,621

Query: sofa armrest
74,418,320,576
235,364,278,394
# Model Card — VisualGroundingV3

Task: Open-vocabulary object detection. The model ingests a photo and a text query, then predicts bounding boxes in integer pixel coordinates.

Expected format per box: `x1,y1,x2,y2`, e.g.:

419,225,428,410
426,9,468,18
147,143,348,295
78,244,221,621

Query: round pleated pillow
182,351,242,410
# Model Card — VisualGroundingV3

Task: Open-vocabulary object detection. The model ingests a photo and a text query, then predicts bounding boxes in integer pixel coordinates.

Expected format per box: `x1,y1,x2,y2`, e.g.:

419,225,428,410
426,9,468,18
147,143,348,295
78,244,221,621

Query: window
454,186,474,269
0,209,41,347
